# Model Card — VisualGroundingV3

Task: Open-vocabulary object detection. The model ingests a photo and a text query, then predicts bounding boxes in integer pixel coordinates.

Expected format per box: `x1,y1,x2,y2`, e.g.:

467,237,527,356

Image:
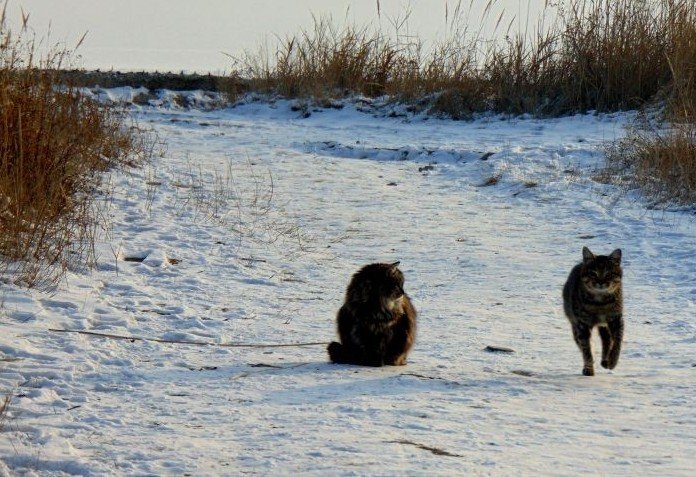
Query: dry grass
608,123,696,205
237,1,695,115
235,0,696,204
241,15,405,99
487,0,675,115
0,7,149,287
145,157,311,256
603,1,696,205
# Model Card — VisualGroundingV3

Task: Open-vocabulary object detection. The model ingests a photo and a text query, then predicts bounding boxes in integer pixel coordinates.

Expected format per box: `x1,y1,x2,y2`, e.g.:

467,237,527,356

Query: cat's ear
582,246,595,264
387,262,402,280
609,249,622,264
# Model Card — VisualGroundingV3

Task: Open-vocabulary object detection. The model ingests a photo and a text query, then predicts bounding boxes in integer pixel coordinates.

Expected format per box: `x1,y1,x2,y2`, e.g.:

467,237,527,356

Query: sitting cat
328,262,417,366
563,247,624,376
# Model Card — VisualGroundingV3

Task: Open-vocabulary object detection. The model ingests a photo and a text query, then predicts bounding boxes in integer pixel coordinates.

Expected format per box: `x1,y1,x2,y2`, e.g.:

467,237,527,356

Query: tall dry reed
236,0,695,203
0,6,149,287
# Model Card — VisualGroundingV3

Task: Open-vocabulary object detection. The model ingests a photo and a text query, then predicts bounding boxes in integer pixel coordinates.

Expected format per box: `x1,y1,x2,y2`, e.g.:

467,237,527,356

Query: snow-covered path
1,101,695,475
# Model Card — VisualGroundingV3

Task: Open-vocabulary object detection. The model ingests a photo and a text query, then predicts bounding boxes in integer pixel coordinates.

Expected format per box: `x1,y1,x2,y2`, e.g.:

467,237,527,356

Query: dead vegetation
604,0,696,206
236,1,693,116
145,157,312,257
607,123,696,205
234,0,696,205
0,5,151,288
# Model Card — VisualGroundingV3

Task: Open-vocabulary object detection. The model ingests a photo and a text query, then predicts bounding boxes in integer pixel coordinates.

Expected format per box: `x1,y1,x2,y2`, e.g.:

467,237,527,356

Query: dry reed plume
0,5,150,287
236,0,695,204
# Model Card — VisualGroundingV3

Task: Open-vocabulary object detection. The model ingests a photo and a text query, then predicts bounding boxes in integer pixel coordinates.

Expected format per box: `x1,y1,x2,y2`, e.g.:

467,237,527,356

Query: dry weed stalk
234,0,696,203
0,5,149,288
168,157,311,256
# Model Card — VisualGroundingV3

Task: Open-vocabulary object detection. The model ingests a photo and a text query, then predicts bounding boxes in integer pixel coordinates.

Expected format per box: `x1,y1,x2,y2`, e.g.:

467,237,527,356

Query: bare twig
387,439,462,457
48,328,329,348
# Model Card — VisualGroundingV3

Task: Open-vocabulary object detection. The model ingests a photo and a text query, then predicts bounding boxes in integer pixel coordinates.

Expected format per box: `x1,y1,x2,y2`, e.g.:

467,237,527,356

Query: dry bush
554,0,671,113
476,0,689,115
236,0,696,116
608,123,696,205
235,0,696,203
604,1,696,205
663,0,696,122
0,8,149,287
241,15,405,99
483,27,563,114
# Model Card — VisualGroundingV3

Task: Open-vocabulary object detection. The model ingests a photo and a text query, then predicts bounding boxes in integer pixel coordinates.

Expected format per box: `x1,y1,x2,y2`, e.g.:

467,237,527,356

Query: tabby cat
328,262,417,366
563,247,624,376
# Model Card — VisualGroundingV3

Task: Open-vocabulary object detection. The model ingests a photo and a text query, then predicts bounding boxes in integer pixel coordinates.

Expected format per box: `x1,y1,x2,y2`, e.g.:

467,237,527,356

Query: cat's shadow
239,361,539,405
235,361,640,405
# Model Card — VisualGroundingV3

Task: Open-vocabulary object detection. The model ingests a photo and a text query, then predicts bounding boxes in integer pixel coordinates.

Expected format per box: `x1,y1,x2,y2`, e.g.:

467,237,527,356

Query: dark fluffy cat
563,247,624,376
328,262,417,366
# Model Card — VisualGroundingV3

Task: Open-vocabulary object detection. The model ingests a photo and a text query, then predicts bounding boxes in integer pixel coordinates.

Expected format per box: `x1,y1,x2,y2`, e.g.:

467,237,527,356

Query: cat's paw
582,366,594,376
327,342,345,363
601,359,609,369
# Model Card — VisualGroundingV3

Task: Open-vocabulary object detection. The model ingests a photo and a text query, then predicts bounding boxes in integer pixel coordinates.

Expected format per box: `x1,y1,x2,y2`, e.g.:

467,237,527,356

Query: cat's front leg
599,325,613,369
384,314,413,366
606,316,623,369
573,323,594,376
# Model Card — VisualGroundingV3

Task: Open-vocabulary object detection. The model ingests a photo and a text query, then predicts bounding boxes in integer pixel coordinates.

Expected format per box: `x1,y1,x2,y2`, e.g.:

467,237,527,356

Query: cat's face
380,262,405,308
581,247,622,294
382,263,405,298
350,262,407,308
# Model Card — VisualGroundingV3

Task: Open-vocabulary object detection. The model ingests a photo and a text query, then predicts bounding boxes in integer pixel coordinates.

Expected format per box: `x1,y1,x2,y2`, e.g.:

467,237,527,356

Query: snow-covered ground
1,96,694,476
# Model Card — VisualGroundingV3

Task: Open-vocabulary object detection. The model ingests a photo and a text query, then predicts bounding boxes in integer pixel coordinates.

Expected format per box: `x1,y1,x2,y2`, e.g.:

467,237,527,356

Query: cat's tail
328,341,383,366
327,341,348,363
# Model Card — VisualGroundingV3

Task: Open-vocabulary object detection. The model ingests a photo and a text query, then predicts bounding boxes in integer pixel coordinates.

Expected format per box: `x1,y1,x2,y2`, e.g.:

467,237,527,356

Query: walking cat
563,247,624,376
328,262,417,366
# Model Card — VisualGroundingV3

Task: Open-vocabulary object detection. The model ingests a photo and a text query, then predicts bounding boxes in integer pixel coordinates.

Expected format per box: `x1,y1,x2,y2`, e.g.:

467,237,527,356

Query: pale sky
6,1,551,73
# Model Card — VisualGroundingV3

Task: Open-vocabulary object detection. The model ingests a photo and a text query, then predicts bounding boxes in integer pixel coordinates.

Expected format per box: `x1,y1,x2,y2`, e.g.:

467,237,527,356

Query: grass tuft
233,0,696,205
0,394,9,431
0,7,150,287
236,1,696,116
607,123,696,205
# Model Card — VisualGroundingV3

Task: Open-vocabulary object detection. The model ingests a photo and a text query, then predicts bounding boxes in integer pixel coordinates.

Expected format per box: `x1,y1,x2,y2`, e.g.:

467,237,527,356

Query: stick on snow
48,328,329,348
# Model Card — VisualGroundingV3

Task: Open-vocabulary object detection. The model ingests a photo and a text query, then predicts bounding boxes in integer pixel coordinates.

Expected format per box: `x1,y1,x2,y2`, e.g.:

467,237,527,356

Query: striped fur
563,247,624,376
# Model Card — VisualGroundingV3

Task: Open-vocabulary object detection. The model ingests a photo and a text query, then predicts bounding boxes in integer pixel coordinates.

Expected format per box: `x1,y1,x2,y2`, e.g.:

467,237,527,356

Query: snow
1,97,695,476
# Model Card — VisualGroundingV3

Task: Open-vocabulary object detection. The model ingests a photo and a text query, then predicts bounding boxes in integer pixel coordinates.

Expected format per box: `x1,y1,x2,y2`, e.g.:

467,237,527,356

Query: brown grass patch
605,0,696,205
0,8,151,288
236,1,696,117
478,174,501,187
607,124,696,205
234,0,696,204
